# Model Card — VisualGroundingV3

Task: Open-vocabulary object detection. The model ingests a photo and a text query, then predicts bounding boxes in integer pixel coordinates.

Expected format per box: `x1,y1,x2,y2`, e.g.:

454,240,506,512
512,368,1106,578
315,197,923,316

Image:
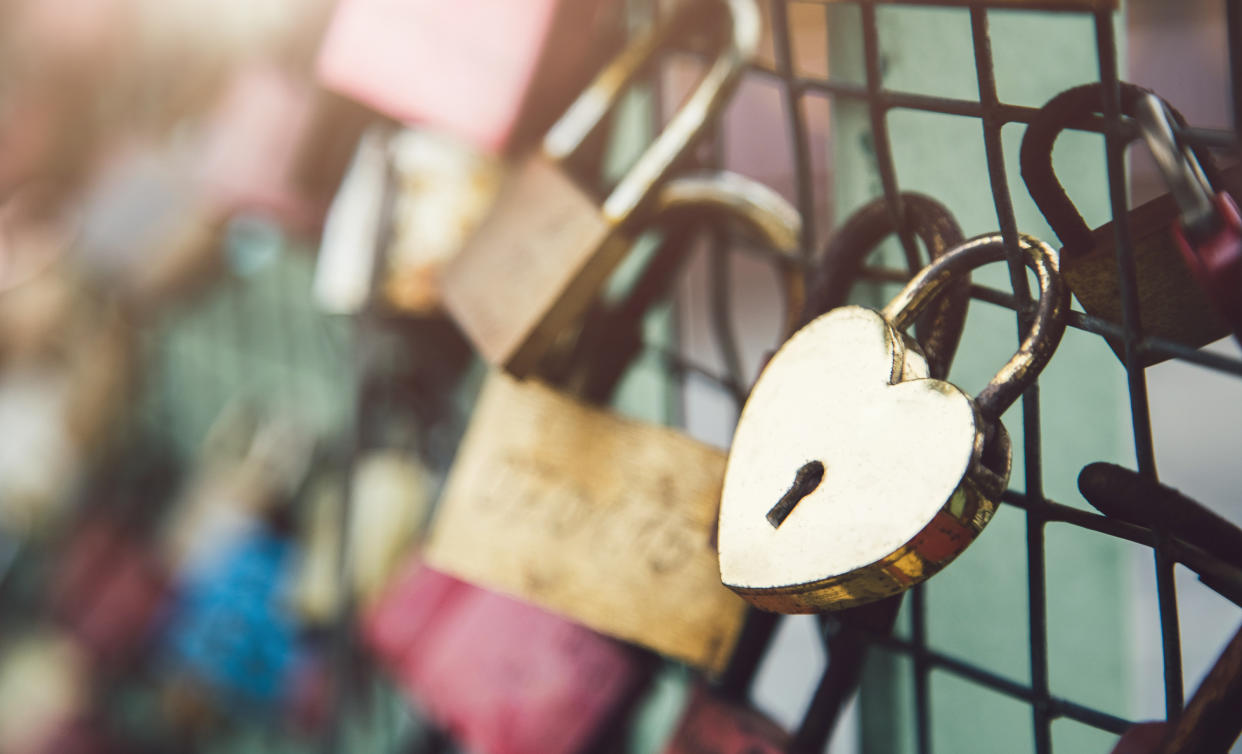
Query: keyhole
766,461,825,528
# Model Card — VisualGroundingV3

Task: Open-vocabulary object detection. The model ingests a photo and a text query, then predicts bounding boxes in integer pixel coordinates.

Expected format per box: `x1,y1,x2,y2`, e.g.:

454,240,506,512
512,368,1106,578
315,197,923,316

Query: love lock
719,233,1069,612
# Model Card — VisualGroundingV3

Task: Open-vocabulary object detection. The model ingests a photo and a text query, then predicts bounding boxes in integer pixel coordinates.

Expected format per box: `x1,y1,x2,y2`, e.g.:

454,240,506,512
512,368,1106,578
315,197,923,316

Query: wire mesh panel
636,1,1242,751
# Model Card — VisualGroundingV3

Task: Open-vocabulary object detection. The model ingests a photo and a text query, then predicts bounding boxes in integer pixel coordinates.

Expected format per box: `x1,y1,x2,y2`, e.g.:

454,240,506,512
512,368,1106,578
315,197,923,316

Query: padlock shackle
569,171,803,403
1134,94,1221,240
1019,83,1218,257
543,0,760,223
652,169,804,336
806,193,968,380
882,233,1069,425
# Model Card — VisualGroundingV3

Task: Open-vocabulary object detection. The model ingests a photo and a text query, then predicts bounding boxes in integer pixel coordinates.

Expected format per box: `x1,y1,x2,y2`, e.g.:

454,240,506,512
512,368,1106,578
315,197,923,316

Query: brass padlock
1020,82,1235,364
441,0,760,377
425,171,801,674
718,233,1069,613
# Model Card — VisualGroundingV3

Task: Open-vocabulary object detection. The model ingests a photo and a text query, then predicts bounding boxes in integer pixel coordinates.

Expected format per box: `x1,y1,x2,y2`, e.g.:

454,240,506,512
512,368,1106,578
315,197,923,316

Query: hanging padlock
52,518,169,667
425,171,803,674
293,450,434,624
1077,462,1242,606
663,193,973,754
661,683,789,754
441,0,760,377
1020,82,1238,363
159,526,305,712
312,125,392,315
363,563,649,754
1134,93,1242,346
381,128,504,315
719,233,1069,612
316,0,623,156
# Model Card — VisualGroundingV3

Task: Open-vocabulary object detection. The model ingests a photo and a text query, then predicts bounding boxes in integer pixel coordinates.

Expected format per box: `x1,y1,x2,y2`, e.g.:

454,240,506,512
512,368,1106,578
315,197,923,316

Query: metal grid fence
644,1,1242,752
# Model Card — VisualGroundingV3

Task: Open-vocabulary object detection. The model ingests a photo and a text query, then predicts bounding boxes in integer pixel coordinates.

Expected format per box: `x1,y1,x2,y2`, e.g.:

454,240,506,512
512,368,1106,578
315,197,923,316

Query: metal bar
1094,10,1185,719
1230,0,1242,142
769,0,819,256
970,10,1053,751
911,585,933,754
859,3,924,274
860,634,1135,734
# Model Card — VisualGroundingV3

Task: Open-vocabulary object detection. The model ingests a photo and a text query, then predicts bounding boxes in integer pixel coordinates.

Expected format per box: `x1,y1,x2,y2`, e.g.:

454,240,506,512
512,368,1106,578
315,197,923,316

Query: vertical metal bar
718,610,781,700
969,10,1051,752
1229,0,1242,140
859,3,922,273
968,9,1032,300
770,0,818,257
910,585,933,754
1094,11,1185,718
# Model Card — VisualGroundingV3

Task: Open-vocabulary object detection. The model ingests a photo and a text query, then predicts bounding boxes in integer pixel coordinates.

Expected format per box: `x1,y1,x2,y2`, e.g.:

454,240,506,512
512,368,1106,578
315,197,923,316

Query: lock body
1020,83,1236,362
53,521,168,665
161,530,303,709
364,564,647,754
442,157,630,376
424,372,748,673
662,686,789,754
718,307,1010,613
1064,173,1236,361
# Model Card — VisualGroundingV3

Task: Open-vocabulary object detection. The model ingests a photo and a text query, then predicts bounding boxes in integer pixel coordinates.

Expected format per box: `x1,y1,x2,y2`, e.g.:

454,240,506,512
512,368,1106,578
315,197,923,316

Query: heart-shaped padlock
719,233,1069,612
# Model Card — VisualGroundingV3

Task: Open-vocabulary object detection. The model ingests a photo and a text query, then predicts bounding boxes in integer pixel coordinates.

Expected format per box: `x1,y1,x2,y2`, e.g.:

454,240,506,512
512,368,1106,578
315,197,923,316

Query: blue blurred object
161,529,302,711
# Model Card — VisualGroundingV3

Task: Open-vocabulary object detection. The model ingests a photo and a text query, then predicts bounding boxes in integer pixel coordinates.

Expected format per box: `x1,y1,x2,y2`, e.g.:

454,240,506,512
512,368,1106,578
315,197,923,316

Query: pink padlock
363,563,649,754
315,0,621,155
662,685,788,754
194,63,325,233
52,520,168,666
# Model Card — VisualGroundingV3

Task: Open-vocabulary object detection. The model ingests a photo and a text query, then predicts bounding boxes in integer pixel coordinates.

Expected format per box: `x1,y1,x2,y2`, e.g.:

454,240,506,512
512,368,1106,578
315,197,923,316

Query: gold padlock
718,233,1069,613
425,171,801,675
1020,82,1234,364
441,0,760,377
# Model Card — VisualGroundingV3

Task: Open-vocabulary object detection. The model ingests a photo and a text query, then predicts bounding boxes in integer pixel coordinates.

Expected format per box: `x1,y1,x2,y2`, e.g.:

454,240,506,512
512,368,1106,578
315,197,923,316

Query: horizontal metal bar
862,631,1134,733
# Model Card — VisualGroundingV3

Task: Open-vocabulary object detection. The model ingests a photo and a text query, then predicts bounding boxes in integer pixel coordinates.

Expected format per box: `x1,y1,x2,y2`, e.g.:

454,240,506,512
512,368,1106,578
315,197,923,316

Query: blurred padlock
160,527,304,710
381,128,503,315
293,448,433,623
0,260,133,539
316,0,622,155
1020,82,1237,363
312,125,391,315
193,62,325,234
363,563,649,754
442,0,760,377
0,630,92,754
52,518,168,666
426,172,803,674
661,684,788,754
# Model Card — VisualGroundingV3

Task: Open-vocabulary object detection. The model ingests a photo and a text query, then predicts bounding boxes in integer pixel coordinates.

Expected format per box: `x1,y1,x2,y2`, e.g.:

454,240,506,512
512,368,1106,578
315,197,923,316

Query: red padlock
52,519,168,666
315,0,621,156
1135,94,1242,346
363,562,649,754
662,684,788,754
